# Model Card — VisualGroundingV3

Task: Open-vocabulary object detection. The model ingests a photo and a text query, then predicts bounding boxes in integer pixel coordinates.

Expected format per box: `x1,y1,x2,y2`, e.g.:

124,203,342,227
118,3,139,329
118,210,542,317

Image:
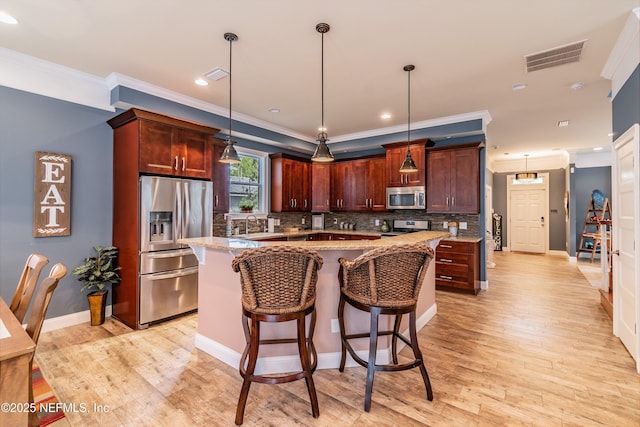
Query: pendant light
515,154,538,181
311,23,335,163
399,64,418,173
219,32,241,164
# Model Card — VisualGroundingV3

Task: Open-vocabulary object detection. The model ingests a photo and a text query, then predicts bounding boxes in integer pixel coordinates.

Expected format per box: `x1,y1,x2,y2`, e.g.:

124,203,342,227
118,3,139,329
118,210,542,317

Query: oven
381,219,431,237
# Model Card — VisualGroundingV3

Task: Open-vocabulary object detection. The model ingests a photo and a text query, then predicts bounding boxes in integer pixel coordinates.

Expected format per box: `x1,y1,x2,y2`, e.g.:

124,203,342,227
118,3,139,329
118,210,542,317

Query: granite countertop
179,230,450,251
441,236,484,243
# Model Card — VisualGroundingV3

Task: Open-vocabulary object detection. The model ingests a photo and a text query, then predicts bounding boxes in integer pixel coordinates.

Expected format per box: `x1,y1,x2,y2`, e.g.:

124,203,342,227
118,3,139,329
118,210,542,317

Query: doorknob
612,250,620,256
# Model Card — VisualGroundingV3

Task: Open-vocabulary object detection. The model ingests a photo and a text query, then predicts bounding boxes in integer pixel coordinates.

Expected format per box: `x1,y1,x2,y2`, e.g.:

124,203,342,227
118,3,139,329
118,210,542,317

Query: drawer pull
439,275,453,280
440,258,453,263
440,244,453,248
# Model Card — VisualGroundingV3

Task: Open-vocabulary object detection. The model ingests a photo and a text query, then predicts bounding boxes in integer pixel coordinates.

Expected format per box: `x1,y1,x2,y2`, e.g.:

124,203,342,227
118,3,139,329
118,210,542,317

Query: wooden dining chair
25,263,65,427
10,253,49,324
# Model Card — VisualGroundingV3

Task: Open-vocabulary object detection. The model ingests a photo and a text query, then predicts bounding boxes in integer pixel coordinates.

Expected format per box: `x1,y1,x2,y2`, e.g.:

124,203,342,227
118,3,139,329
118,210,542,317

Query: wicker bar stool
337,242,435,412
231,246,324,425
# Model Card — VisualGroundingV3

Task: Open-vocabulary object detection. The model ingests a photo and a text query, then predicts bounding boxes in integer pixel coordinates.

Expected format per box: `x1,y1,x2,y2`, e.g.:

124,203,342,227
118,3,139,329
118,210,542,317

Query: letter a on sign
34,151,72,237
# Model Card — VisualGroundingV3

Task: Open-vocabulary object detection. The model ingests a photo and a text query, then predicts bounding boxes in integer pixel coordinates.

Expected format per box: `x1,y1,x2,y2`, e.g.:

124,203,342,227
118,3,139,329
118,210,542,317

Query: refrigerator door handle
174,180,183,241
144,266,199,281
183,181,191,238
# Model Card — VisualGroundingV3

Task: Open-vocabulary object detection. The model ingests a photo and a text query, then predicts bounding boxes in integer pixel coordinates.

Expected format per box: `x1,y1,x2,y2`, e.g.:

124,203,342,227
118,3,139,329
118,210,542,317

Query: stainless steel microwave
386,186,426,210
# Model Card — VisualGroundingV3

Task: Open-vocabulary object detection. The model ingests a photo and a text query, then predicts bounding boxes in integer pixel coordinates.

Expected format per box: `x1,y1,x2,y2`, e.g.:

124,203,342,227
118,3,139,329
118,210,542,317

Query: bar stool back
231,246,323,425
337,243,435,411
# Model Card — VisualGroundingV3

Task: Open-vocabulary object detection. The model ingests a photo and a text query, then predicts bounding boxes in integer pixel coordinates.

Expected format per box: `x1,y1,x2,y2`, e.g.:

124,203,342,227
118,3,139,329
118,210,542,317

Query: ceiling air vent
525,39,587,72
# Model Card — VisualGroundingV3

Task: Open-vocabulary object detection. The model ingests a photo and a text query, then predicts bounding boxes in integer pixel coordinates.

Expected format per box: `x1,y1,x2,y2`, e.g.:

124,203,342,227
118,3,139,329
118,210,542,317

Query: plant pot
241,207,253,213
87,290,108,326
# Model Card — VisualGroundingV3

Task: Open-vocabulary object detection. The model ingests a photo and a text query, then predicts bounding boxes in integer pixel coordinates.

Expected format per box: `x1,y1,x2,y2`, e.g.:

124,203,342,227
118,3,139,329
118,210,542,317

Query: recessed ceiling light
593,147,603,151
380,113,391,119
570,82,585,90
318,126,327,132
607,132,615,137
0,11,18,25
512,83,527,91
194,78,208,86
557,120,570,127
268,108,280,113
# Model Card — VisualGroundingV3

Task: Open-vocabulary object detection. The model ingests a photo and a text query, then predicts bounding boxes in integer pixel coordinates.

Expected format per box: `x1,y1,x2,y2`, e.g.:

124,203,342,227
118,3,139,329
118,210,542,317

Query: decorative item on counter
226,215,233,237
448,221,458,237
239,197,254,213
71,246,121,326
380,220,390,233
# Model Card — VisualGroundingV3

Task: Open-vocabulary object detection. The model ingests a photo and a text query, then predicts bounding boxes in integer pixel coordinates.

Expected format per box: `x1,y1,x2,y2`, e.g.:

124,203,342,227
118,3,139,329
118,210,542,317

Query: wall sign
34,151,71,237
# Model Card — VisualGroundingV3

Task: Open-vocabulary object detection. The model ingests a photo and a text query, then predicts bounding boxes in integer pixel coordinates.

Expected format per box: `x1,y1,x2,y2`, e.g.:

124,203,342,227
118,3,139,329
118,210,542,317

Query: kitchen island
179,230,448,374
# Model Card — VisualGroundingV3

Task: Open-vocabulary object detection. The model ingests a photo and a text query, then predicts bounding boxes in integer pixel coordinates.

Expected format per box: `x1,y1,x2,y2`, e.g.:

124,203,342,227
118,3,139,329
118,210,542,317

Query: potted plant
71,245,121,326
239,197,254,213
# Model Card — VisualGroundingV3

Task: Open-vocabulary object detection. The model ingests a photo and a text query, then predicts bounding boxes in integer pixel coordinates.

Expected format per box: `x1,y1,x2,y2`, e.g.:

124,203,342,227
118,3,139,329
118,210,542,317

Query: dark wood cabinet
311,163,331,212
435,239,480,295
138,119,213,179
212,141,229,213
426,145,480,213
331,161,351,211
107,108,219,329
351,157,386,211
270,154,311,212
383,140,426,187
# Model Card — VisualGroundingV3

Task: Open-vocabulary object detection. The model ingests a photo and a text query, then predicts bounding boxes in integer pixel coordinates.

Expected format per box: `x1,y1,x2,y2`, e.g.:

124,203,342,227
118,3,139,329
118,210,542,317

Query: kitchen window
229,150,267,213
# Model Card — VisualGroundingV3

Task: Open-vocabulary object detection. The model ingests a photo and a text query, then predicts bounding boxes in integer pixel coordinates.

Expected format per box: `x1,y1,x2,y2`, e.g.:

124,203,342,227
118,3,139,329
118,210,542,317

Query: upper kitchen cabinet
383,139,427,187
351,157,387,211
212,140,230,213
107,108,217,180
331,161,351,211
311,163,331,212
426,143,482,213
270,153,311,212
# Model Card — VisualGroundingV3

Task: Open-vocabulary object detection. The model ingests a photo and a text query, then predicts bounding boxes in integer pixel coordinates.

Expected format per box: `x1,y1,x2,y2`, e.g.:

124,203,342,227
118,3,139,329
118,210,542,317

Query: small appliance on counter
312,213,325,230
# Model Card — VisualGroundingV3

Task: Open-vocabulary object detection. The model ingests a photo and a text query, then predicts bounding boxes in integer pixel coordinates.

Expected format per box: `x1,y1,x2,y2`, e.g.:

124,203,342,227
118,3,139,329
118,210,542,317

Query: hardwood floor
36,251,639,426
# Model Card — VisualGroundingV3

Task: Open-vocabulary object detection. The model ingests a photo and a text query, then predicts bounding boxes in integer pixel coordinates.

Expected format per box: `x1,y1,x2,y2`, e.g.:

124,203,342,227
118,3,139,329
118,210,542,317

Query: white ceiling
1,0,638,169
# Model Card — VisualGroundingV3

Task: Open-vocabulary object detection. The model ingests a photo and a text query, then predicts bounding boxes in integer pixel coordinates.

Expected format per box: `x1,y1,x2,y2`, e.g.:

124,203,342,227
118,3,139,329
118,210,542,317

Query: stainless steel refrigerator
138,176,212,326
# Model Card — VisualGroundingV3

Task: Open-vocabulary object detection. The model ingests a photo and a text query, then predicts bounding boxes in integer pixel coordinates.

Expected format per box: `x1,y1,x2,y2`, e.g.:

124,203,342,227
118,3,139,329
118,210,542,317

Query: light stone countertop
441,236,484,243
179,230,451,252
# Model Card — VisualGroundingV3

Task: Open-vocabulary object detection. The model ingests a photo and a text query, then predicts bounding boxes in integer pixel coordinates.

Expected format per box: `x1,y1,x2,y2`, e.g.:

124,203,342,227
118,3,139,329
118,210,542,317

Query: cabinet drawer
435,252,470,265
436,263,469,282
437,240,473,254
436,277,472,290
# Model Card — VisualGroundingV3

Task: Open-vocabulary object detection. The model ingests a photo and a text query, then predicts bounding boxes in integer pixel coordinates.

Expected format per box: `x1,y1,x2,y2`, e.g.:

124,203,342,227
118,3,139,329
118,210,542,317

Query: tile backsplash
214,211,480,238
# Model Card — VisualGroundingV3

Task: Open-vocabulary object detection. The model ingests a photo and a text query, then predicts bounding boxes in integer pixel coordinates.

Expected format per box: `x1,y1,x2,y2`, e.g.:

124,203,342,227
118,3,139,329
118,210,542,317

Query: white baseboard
39,305,113,333
196,302,438,375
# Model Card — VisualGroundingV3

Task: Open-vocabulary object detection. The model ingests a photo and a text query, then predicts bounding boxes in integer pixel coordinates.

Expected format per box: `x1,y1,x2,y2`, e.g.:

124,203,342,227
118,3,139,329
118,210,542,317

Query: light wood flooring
36,251,640,426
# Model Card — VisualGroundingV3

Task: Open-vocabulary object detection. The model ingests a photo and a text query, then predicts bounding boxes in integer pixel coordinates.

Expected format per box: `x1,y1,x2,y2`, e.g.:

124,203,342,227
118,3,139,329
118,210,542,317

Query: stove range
381,219,431,237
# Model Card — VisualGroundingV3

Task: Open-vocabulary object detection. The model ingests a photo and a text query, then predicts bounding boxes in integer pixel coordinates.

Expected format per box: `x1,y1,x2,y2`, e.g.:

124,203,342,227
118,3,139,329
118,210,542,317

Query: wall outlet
301,217,305,225
443,221,448,228
275,219,280,226
331,318,340,333
460,222,467,230
334,218,338,224
374,219,380,226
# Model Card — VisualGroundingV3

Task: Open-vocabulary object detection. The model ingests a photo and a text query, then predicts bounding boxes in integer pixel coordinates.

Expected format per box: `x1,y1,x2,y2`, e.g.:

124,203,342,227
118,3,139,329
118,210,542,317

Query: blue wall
612,64,640,138
0,86,115,318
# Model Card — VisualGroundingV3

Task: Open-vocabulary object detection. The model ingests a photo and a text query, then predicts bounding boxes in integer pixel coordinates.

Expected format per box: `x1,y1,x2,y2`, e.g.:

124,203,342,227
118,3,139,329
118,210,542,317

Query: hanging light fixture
399,64,418,173
219,32,241,164
515,154,538,181
311,23,334,163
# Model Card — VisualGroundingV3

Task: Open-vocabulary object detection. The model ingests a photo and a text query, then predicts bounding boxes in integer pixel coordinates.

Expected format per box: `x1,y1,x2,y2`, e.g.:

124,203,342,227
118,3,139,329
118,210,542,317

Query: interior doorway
507,173,549,254
612,124,639,372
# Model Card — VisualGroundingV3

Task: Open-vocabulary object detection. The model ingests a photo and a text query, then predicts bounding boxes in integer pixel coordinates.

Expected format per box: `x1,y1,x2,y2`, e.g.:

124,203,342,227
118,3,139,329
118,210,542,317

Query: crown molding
0,47,114,111
601,8,640,98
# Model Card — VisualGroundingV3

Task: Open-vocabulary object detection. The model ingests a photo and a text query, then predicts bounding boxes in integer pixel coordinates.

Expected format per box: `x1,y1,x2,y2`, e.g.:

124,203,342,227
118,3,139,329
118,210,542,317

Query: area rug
32,361,66,426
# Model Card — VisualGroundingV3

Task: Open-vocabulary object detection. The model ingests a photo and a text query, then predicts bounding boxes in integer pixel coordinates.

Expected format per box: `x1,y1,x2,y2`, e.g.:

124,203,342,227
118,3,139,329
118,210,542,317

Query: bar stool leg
297,315,320,417
408,311,433,401
337,295,348,372
364,307,381,412
391,313,402,364
235,317,260,425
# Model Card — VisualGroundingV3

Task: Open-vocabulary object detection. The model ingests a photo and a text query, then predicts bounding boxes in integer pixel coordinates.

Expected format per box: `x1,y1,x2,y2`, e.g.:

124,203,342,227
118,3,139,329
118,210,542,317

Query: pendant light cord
228,36,233,142
407,66,411,146
321,30,325,137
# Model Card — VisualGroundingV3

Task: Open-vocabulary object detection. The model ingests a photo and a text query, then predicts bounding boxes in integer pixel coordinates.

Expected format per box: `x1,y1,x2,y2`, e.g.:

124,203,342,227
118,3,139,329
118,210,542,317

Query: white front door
612,124,639,371
510,188,546,253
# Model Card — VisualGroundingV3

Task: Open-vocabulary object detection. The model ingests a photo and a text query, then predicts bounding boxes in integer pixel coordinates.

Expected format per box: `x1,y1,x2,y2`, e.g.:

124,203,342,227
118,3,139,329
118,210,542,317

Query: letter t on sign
33,151,72,237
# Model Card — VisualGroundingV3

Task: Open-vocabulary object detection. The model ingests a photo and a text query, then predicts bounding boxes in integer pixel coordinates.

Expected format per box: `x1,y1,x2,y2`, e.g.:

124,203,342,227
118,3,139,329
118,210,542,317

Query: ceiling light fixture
194,78,208,86
219,32,241,164
311,23,334,163
515,154,538,182
512,83,527,91
399,64,418,173
558,120,570,127
0,11,18,25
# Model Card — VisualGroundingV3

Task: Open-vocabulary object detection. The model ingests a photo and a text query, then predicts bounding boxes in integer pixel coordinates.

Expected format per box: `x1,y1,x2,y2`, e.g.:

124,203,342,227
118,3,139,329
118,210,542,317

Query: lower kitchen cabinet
435,239,480,295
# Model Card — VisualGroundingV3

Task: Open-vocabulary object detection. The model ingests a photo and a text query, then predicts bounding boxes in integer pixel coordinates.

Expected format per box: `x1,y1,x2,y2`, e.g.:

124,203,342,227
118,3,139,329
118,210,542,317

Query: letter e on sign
34,151,71,237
